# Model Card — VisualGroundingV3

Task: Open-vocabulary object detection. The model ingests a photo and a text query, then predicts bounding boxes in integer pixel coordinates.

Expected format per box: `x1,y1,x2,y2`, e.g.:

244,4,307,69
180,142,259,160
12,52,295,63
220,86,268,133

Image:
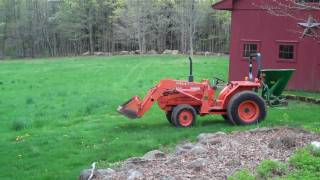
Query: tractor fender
218,81,260,109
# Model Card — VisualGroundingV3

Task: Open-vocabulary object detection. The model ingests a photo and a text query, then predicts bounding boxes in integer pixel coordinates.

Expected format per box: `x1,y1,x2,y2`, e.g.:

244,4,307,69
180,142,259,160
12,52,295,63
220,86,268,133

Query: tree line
0,0,230,58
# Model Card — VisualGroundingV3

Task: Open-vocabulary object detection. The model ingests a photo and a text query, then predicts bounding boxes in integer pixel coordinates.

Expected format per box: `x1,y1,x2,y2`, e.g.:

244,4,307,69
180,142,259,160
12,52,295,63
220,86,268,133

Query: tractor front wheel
172,105,196,127
227,91,266,125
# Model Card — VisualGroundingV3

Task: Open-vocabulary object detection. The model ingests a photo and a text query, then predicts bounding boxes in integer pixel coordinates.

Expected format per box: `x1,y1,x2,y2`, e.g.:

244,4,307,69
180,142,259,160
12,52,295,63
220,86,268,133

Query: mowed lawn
0,55,319,180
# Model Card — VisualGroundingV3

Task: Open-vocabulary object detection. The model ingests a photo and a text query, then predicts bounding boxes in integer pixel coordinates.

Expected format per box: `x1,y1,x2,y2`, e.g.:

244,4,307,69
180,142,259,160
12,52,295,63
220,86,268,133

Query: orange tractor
118,54,267,127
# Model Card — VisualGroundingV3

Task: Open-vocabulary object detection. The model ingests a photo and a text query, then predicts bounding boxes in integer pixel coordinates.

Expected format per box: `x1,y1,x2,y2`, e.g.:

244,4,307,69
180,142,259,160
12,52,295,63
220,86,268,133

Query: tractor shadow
114,118,233,133
198,119,232,127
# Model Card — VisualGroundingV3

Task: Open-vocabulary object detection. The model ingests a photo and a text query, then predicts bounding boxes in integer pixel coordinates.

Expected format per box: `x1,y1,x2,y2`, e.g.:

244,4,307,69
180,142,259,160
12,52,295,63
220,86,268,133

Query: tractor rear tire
172,105,196,127
166,111,172,124
227,91,266,125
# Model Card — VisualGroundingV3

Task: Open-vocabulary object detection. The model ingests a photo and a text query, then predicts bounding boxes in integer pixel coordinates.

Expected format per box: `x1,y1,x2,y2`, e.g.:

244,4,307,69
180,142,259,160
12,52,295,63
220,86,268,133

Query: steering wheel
212,76,226,87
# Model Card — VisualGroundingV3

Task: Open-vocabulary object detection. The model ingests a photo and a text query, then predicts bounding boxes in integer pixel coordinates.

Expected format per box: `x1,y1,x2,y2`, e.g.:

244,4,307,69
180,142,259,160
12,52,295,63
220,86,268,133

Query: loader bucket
117,96,142,119
261,69,295,97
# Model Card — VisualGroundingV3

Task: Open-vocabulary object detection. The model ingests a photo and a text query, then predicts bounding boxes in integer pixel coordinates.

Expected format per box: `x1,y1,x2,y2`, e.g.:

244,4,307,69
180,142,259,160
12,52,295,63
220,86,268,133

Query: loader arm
117,79,181,119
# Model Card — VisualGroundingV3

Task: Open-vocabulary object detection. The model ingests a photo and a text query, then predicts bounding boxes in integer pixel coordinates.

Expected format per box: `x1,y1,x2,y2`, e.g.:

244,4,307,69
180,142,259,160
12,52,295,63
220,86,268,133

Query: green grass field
0,55,319,180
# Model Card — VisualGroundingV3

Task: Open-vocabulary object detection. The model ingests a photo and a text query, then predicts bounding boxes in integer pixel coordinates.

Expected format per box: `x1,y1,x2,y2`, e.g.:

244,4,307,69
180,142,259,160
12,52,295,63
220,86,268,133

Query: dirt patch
80,127,319,180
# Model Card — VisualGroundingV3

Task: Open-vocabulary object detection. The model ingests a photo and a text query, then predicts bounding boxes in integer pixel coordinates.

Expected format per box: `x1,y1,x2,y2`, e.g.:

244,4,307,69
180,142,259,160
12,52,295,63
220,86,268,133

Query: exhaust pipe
188,56,194,82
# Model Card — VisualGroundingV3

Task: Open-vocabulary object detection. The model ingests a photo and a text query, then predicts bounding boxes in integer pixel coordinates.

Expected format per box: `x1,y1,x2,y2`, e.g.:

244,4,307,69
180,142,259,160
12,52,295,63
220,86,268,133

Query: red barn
212,0,320,92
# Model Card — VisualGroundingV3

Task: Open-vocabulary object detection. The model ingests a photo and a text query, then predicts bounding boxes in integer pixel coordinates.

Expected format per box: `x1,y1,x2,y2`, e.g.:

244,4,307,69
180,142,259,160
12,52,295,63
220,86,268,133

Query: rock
98,168,116,175
181,143,195,150
127,169,144,180
175,146,188,155
147,50,158,55
171,50,179,55
306,97,316,103
79,169,91,180
268,136,296,149
94,52,105,56
166,157,179,165
82,52,90,56
143,150,166,160
311,141,320,152
195,51,205,55
119,51,129,55
298,96,307,102
285,95,297,100
187,158,208,171
79,168,116,180
162,49,172,54
122,157,147,171
204,51,212,56
134,50,141,54
126,157,147,164
98,168,116,180
197,132,226,144
190,145,208,156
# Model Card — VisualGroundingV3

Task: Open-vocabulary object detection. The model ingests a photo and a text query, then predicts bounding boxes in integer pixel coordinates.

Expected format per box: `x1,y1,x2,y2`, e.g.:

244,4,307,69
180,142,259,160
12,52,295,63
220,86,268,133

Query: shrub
228,169,255,180
289,148,320,172
256,160,288,179
26,97,34,104
12,119,28,131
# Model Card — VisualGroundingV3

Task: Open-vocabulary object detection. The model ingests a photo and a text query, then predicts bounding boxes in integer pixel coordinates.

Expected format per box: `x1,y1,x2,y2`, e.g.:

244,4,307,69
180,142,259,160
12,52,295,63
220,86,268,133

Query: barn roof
212,0,234,10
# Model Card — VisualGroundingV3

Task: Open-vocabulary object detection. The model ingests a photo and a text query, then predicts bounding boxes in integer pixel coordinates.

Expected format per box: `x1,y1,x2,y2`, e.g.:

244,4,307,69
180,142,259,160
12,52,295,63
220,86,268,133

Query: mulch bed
81,127,320,180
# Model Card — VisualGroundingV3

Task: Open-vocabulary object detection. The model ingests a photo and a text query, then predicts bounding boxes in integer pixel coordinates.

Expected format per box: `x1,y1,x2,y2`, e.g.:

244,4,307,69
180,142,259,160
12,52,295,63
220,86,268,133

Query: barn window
279,45,295,59
277,41,298,62
242,43,258,57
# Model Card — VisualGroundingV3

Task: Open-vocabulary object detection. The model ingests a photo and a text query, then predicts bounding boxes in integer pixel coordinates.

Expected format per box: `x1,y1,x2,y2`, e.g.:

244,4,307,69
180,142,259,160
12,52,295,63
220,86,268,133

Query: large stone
171,50,179,55
285,95,297,100
126,157,147,164
79,168,116,180
204,51,212,56
311,141,320,153
79,169,91,180
181,143,195,150
162,49,172,54
187,158,208,171
119,51,129,55
175,146,188,155
147,50,158,55
82,52,90,56
127,169,144,180
122,157,147,171
197,132,226,144
268,136,296,149
143,150,166,160
98,168,116,175
195,51,205,55
94,52,105,56
134,50,141,54
190,145,208,156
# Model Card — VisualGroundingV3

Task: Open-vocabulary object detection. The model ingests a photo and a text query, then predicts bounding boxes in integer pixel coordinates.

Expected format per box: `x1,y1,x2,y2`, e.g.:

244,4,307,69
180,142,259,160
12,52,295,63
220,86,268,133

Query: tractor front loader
118,55,272,127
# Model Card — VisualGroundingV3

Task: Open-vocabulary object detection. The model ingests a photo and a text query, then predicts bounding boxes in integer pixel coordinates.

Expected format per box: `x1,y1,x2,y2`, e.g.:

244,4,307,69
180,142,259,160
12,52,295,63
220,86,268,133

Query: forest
0,0,230,58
